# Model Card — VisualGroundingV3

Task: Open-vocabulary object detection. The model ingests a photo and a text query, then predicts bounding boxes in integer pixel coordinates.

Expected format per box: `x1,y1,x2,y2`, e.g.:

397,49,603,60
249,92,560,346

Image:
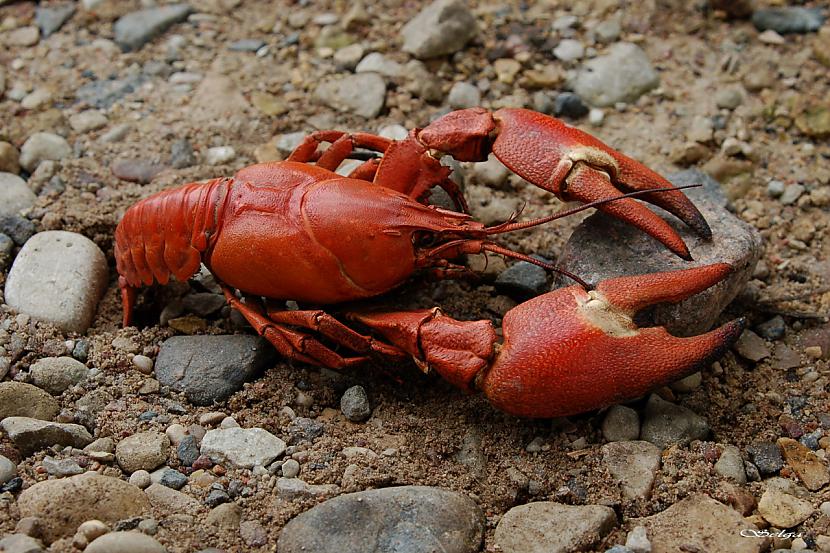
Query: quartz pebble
201,427,286,468
570,43,659,107
601,441,662,500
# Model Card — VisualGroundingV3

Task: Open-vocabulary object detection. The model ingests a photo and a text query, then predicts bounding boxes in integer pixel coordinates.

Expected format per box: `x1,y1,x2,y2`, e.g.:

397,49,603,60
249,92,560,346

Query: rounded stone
85,532,166,553
0,454,17,485
29,356,89,395
495,502,617,553
19,133,71,173
200,427,286,468
0,172,36,217
129,470,152,489
601,405,640,442
341,386,371,422
0,381,61,421
116,432,171,473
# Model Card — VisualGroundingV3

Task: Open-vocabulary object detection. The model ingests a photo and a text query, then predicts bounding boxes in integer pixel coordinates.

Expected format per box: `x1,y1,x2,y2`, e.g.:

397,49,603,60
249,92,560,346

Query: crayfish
115,108,743,418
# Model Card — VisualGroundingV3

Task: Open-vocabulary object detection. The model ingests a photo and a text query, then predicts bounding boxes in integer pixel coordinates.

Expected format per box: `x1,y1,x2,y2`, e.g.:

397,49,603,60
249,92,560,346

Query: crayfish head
418,108,496,162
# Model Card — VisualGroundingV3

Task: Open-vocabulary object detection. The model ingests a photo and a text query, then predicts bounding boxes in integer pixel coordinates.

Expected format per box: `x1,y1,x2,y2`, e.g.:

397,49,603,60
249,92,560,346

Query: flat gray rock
601,440,662,500
401,0,478,59
5,231,108,333
114,4,193,51
155,335,275,405
639,394,710,449
35,3,76,37
278,486,484,553
0,416,93,455
555,169,761,337
494,502,617,553
0,172,36,217
314,73,386,119
200,427,285,468
752,7,825,34
569,42,659,107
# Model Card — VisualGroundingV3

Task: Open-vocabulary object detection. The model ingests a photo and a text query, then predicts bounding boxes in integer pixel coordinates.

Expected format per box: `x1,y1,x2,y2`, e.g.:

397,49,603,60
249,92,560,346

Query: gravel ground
0,1,829,552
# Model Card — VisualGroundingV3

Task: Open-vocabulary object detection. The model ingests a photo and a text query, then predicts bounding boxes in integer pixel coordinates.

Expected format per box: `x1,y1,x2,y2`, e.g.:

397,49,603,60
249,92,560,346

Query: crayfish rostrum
115,108,743,418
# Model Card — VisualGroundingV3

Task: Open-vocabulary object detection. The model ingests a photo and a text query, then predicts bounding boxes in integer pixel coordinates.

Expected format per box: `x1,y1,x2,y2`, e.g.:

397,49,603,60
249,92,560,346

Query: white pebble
129,469,151,489
588,108,605,126
132,354,154,374
204,146,236,166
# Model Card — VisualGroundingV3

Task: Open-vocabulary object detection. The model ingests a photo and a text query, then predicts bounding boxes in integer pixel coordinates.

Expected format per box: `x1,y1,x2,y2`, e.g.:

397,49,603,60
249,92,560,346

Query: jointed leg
287,131,393,170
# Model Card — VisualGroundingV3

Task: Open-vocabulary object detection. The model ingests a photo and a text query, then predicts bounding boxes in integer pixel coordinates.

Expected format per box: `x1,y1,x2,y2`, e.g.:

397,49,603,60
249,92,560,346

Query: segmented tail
115,178,229,325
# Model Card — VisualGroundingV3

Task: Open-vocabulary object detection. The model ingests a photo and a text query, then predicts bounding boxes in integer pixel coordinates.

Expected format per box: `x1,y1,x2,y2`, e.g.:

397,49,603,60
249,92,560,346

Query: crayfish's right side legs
119,276,138,327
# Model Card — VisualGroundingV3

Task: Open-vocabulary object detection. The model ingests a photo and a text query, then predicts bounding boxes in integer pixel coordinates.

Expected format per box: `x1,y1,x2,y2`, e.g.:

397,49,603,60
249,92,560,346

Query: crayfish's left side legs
119,276,138,327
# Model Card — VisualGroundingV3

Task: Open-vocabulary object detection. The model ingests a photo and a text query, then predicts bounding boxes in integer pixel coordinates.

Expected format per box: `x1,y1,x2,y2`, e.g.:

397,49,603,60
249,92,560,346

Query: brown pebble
212,464,226,476
778,437,830,491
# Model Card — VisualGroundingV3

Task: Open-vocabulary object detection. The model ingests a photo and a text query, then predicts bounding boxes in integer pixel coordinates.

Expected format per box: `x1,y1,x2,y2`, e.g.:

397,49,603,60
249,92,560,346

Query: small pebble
132,355,154,374
282,459,300,478
129,470,152,489
205,146,236,166
341,385,371,422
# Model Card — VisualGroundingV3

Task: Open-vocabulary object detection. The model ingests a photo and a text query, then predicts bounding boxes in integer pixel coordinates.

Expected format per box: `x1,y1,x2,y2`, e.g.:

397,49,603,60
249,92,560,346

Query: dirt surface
0,0,829,552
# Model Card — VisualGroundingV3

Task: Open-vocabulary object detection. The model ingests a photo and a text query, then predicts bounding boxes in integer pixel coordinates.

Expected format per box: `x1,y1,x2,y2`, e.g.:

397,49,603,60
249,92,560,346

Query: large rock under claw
555,169,761,336
278,486,483,553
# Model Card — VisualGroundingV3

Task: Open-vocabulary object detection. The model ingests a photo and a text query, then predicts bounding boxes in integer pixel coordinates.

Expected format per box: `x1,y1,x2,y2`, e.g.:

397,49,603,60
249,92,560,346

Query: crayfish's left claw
481,263,745,418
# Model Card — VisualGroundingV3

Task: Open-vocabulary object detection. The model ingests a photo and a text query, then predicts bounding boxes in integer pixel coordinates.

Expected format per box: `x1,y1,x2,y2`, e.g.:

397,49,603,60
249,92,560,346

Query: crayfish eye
413,231,438,248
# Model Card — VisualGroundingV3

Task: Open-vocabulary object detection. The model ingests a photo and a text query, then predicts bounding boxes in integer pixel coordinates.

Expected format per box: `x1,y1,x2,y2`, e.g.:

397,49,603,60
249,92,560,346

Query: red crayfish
115,108,743,418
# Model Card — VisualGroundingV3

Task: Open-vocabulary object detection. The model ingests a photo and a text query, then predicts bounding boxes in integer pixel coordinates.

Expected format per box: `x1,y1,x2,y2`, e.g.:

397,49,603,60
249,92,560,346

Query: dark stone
752,7,825,34
228,39,266,52
205,488,230,507
340,386,371,422
35,3,76,37
755,315,785,341
278,486,484,553
554,92,589,119
160,469,188,490
800,430,822,451
114,4,194,51
72,340,89,361
286,417,325,444
182,293,226,317
0,215,35,246
155,335,276,406
1,476,23,493
495,260,549,300
555,169,761,336
746,442,784,476
138,411,157,421
170,139,196,169
177,435,200,466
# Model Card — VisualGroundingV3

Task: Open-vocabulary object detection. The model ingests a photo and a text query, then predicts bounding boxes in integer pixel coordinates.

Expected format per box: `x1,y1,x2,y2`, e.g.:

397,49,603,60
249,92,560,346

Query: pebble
277,477,339,500
756,316,785,341
758,488,813,528
356,52,404,78
625,526,651,553
159,469,187,490
132,354,154,374
17,473,150,543
314,73,386,119
0,178,26,216
282,459,301,478
205,488,231,507
556,169,760,335
780,183,805,205
5,231,108,333
116,431,171,473
602,405,641,442
286,417,325,444
69,110,107,133
85,532,166,553
669,371,702,393
19,133,70,173
177,435,200,466
714,445,747,484
145,482,201,513
84,437,115,454
333,43,365,70
0,534,44,553
169,139,195,169
206,502,241,530
21,88,53,110
42,455,84,477
734,330,771,362
155,335,275,405
29,356,89,395
593,18,622,43
752,7,825,34
99,124,131,143
601,441,662,500
6,26,40,47
0,214,35,246
570,43,659,107
0,417,92,454
35,4,76,38
448,81,481,109
240,520,268,547
472,154,510,188
554,92,589,119
0,143,21,174
495,260,548,300
640,395,710,449
204,146,236,166
0,454,17,485
129,470,152,489
114,4,193,51
553,39,585,62
400,0,478,59
747,442,784,476
640,494,762,553
201,427,286,468
279,486,483,553
0,381,60,421
228,38,265,52
341,385,372,422
778,437,830,491
715,87,743,110
495,502,616,553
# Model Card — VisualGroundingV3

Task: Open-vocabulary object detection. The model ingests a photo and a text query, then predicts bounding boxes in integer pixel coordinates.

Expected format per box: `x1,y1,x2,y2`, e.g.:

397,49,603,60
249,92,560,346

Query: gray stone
601,441,662,500
734,330,770,362
625,526,651,553
278,486,483,553
144,482,200,513
0,534,44,553
496,261,549,300
752,7,825,34
554,92,589,119
553,39,585,62
206,502,242,530
85,532,166,553
69,110,108,133
638,495,765,553
116,431,170,473
341,385,371,422
170,139,196,169
355,52,404,78
601,405,641,442
640,395,709,449
401,0,478,59
177,435,200,466
29,356,89,395
715,88,743,110
714,445,747,484
495,502,617,553
159,469,187,490
472,154,510,188
204,146,235,165
200,427,286,468
448,81,481,109
593,18,621,43
19,133,71,173
282,459,301,478
0,214,35,246
403,60,444,102
0,417,92,455
154,335,275,405
758,488,813,528
556,170,761,337
755,315,785,341
228,38,265,52
0,454,16,485
0,381,60,420
314,73,386,119
42,456,84,477
570,43,659,107
0,173,36,217
35,4,75,38
240,520,267,547
5,231,108,333
75,74,146,109
114,4,193,51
